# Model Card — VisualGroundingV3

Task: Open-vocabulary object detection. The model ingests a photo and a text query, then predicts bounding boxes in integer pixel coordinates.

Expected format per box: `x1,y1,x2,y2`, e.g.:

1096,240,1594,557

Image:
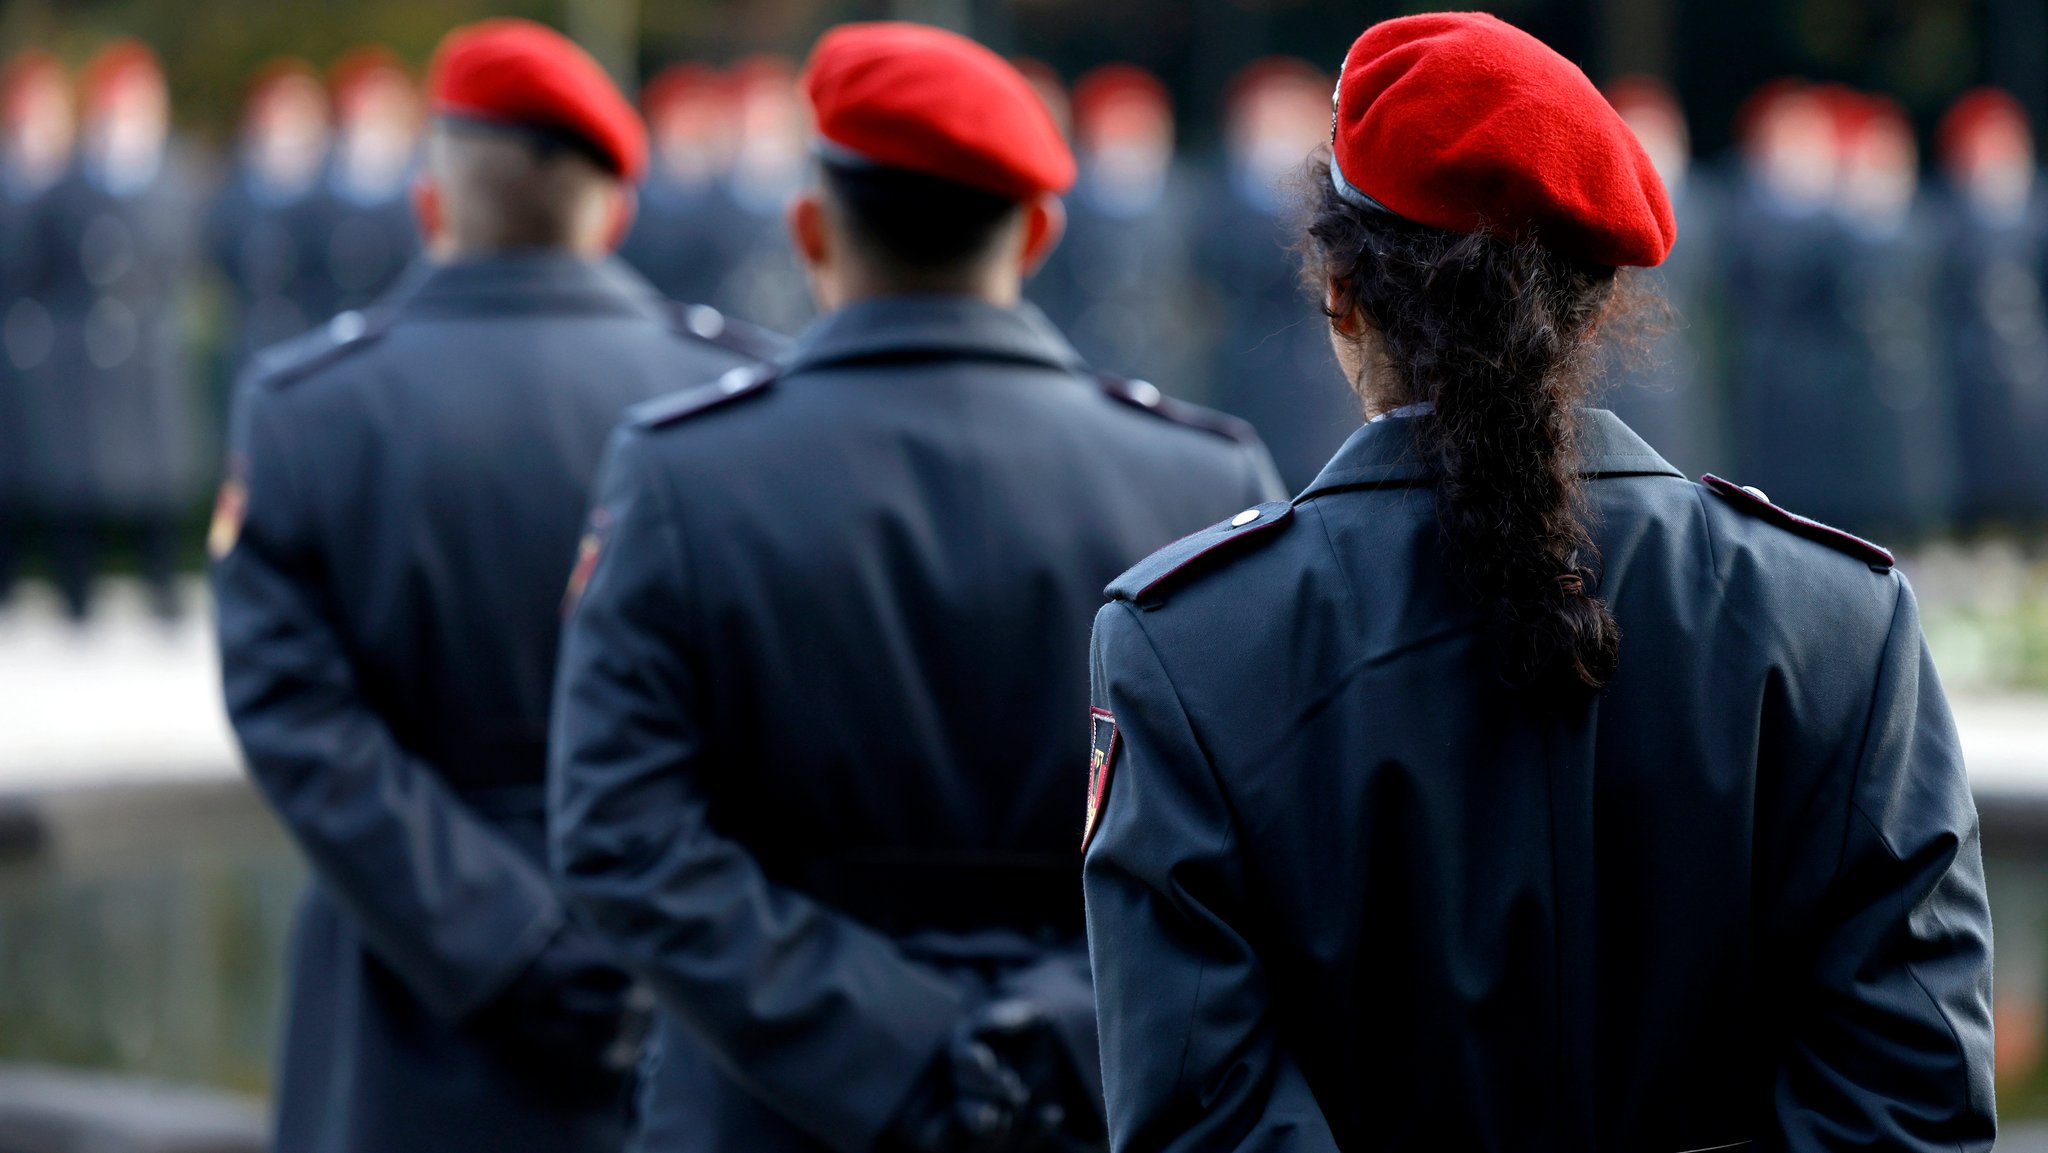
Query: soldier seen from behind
1937,87,2048,530
1197,57,1352,491
212,19,783,1153
1083,14,1993,1150
549,22,1281,1153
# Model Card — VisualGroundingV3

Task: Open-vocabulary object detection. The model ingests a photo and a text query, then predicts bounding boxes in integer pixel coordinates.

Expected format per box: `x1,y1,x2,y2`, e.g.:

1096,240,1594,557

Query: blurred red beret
801,22,1075,200
2,49,65,113
641,63,727,119
80,39,162,113
427,18,645,181
245,57,323,108
1072,64,1169,126
1939,87,2029,167
1330,12,1674,268
329,45,412,117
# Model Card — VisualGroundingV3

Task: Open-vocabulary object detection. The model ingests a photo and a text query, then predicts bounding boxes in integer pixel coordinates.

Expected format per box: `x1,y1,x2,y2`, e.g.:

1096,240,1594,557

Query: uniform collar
391,253,668,324
786,295,1087,376
1296,407,1684,501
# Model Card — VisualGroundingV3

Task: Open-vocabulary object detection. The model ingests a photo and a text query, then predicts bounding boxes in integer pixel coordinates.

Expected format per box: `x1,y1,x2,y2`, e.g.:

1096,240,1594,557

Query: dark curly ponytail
1300,154,1654,695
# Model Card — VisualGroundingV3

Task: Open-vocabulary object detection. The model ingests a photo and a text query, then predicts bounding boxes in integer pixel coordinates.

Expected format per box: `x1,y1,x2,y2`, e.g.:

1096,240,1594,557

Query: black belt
790,849,1084,940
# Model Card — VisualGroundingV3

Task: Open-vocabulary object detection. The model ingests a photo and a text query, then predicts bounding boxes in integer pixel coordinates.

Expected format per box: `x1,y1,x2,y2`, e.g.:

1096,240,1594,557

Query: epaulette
629,363,779,430
1701,475,1895,572
1107,500,1296,605
1098,373,1261,445
669,302,793,363
251,308,390,390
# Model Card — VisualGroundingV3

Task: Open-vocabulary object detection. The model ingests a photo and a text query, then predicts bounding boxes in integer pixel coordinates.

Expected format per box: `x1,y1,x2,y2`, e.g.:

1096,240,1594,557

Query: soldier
208,59,335,373
1083,14,1993,1151
320,46,422,317
212,20,784,1153
1029,65,1204,401
1936,87,2048,529
1196,56,1352,491
1828,91,1955,538
22,40,197,619
620,63,739,308
1601,75,1728,477
711,55,812,334
549,22,1281,1153
0,49,72,604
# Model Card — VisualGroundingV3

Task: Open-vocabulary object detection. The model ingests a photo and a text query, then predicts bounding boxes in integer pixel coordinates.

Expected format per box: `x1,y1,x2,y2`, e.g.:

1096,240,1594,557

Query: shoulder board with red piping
1098,373,1262,445
1106,500,1295,605
629,363,779,431
668,301,793,363
1701,475,1895,572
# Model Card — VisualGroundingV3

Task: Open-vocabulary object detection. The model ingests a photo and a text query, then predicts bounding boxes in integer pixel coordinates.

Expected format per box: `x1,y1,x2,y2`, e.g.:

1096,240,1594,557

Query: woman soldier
1081,14,1994,1153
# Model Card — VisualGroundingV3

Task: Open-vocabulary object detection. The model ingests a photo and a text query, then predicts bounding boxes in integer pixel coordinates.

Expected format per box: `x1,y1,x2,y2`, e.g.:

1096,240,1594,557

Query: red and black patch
1083,707,1119,852
561,506,612,617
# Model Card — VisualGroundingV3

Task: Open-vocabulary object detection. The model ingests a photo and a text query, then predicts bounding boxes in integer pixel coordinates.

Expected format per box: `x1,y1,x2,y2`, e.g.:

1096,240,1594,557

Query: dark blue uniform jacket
1083,410,1995,1152
549,295,1284,1153
213,254,778,1153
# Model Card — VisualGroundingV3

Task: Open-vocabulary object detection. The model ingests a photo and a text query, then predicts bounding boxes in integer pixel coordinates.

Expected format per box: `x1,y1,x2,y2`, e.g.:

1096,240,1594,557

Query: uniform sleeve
212,384,568,1020
548,430,971,1153
1082,601,1340,1152
1775,577,1997,1151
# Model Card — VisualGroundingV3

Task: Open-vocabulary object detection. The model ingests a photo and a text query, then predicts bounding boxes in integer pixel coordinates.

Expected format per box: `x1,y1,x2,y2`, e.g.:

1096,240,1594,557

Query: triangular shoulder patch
630,363,779,430
1107,500,1295,605
1701,474,1895,572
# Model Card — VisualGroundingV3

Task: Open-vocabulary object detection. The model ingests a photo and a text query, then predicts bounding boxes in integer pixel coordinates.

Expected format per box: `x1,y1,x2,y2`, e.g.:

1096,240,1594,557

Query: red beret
3,50,65,115
428,18,645,182
641,63,727,119
801,22,1075,201
1940,87,2032,168
1330,13,1674,268
80,40,162,113
1073,64,1169,126
329,46,412,118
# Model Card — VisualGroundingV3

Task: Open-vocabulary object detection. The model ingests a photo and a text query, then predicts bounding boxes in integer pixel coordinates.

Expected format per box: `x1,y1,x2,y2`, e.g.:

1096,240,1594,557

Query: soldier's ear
1020,194,1066,275
603,186,637,252
411,176,444,248
788,191,830,268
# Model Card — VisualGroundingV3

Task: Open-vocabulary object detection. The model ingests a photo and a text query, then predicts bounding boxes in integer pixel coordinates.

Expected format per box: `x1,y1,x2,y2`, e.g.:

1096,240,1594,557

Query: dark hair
1299,154,1655,696
819,159,1022,276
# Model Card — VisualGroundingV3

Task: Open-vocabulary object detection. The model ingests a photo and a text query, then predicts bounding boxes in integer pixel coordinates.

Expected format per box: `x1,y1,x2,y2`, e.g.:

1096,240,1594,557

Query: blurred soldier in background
0,49,71,604
320,46,421,317
1030,65,1205,402
1603,75,1728,477
713,55,811,334
213,19,783,1153
1830,90,1955,538
19,40,197,620
1938,87,2048,530
1197,57,1351,492
209,59,333,373
1724,81,1854,532
621,63,737,307
550,21,1280,1153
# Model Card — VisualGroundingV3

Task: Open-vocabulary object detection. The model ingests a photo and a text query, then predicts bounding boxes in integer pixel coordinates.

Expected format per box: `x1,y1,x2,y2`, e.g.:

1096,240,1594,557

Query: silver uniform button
1130,380,1162,407
1230,508,1261,527
717,367,756,394
1742,485,1770,503
329,310,367,342
685,304,726,339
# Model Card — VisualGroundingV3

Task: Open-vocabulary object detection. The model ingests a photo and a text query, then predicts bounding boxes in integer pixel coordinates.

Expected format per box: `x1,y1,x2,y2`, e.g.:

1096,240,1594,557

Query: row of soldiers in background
622,54,2048,540
0,42,419,620
5,43,2048,619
